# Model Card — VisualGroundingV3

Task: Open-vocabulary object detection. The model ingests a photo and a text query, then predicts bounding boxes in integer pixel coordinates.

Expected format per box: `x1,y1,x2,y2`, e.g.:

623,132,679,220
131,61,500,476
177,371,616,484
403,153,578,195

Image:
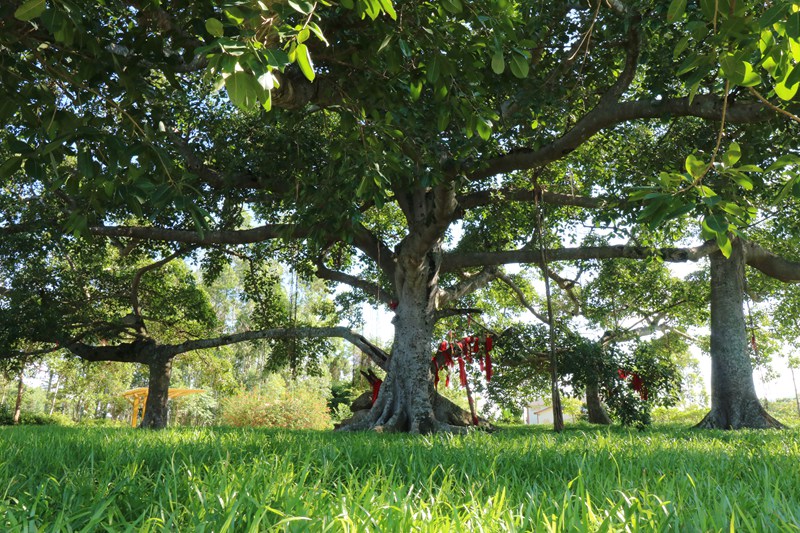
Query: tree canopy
3,0,800,431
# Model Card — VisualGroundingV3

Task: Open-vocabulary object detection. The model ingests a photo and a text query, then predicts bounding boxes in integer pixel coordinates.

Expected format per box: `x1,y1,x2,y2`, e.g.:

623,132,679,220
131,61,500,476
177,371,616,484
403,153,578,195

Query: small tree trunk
49,375,60,415
140,355,173,429
791,366,800,418
12,369,24,425
696,239,784,429
586,382,612,424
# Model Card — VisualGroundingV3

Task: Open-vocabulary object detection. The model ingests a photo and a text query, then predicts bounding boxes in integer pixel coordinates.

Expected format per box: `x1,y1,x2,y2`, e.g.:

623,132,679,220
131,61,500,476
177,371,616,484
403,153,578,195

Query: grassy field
1,424,799,532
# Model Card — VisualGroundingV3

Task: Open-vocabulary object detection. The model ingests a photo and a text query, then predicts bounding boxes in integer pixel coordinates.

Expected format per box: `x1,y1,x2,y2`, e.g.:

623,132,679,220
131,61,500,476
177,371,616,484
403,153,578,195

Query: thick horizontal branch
496,273,549,324
469,95,772,182
315,262,393,306
436,266,499,309
744,241,800,283
442,241,718,271
457,188,621,212
57,326,390,370
433,308,483,321
162,326,389,370
351,224,396,278
61,338,158,365
90,224,303,245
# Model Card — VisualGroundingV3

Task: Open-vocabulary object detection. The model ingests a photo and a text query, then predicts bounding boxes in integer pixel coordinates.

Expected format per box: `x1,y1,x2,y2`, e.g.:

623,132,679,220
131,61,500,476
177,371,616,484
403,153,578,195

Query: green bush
17,412,74,426
651,405,708,425
220,377,331,430
0,404,12,425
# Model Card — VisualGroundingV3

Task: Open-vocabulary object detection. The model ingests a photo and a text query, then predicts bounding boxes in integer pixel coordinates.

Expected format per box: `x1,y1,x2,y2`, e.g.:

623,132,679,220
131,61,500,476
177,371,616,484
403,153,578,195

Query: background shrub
220,376,331,430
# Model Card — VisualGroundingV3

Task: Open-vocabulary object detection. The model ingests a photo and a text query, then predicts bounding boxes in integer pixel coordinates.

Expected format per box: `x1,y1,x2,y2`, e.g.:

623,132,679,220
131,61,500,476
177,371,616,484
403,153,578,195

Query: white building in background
523,399,575,425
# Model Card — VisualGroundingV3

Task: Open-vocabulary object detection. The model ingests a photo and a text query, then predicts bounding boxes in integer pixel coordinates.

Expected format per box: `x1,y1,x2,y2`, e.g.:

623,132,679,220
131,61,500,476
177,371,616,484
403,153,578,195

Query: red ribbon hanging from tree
458,356,468,387
371,379,383,405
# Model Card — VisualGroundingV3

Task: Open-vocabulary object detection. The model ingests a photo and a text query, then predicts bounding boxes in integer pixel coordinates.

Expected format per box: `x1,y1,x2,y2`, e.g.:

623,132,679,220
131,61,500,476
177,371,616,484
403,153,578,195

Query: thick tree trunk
696,240,784,429
585,382,612,424
366,278,439,433
140,356,173,429
340,240,487,433
12,369,23,425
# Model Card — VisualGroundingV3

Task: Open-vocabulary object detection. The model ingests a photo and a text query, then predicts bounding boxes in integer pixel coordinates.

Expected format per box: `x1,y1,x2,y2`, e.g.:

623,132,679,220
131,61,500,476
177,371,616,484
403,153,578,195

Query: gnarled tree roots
694,401,785,429
337,389,494,434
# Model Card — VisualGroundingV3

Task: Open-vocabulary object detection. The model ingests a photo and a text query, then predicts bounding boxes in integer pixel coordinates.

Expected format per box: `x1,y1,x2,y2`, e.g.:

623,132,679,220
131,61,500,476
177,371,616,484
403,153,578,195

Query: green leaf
409,80,422,101
716,231,732,258
476,118,492,141
766,154,800,171
685,153,707,179
0,156,23,179
77,150,94,178
441,0,463,15
491,50,505,75
758,3,789,28
14,0,45,21
295,43,315,81
722,142,741,167
426,55,441,84
727,171,753,190
205,18,224,38
377,0,397,19
788,12,800,40
784,64,800,92
509,53,529,79
437,110,450,132
224,72,261,110
673,36,689,60
704,213,728,234
307,22,329,45
297,28,310,44
666,0,686,22
662,201,696,223
774,75,799,101
288,0,313,14
720,55,761,87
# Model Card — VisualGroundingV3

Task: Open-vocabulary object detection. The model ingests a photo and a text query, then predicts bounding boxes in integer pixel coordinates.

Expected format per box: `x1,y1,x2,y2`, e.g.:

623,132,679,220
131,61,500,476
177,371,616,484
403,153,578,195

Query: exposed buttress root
694,403,786,430
337,387,495,434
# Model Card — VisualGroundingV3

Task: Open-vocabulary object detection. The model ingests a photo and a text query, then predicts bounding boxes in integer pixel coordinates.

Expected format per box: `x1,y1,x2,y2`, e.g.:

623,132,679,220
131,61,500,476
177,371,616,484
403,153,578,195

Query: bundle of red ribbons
617,369,648,401
432,335,493,389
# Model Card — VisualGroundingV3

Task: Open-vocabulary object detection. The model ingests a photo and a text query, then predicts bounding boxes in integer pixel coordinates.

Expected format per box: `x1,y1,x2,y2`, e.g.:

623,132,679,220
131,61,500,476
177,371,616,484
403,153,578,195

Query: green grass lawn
1,424,799,531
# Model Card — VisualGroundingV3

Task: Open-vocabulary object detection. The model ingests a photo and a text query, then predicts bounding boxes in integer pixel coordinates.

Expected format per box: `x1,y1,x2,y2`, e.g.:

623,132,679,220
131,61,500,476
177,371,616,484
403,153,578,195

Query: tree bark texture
695,240,784,429
585,382,612,425
12,369,23,425
340,234,487,433
140,356,173,429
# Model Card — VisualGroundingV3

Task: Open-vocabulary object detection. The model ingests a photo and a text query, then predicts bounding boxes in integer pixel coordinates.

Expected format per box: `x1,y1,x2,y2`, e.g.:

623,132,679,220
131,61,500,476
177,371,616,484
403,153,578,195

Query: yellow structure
122,388,205,427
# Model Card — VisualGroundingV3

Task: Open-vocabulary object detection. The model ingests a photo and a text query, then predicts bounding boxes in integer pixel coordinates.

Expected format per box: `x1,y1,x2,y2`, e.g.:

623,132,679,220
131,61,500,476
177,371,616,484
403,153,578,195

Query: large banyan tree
3,0,800,430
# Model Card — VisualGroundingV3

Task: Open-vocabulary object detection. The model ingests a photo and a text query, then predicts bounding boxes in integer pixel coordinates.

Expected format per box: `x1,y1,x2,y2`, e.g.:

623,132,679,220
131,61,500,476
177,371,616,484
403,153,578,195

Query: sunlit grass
1,424,799,531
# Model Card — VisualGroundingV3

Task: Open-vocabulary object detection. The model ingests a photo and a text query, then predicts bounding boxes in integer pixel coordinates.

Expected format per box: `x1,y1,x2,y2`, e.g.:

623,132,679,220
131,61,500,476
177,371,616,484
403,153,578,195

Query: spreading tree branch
469,95,773,182
315,262,393,306
442,241,719,271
